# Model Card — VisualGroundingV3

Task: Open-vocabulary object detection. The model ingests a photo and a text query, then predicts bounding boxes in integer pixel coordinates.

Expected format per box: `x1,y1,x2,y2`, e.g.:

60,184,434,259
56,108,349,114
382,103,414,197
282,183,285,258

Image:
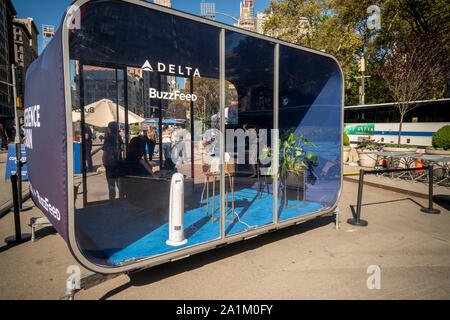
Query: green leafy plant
365,144,377,151
343,132,350,146
279,133,318,177
259,132,318,177
94,126,106,133
130,124,140,135
384,144,417,148
426,146,444,151
432,125,450,150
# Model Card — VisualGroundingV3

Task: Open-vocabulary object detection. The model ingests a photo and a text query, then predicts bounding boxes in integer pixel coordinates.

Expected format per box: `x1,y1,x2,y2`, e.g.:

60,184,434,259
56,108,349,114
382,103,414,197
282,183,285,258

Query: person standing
19,124,25,144
162,125,174,170
8,124,16,144
146,126,157,162
84,124,93,172
102,122,122,200
0,124,8,150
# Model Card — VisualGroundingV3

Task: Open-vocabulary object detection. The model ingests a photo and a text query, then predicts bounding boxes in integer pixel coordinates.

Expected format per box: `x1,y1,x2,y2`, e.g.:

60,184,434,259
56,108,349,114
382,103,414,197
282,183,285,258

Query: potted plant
258,132,318,184
357,143,378,168
279,132,318,188
426,125,450,155
382,143,417,153
343,132,350,163
382,143,418,168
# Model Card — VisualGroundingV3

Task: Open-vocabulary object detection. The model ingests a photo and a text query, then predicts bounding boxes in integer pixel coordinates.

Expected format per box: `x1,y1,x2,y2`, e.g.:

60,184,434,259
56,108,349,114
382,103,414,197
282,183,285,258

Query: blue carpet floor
76,188,324,266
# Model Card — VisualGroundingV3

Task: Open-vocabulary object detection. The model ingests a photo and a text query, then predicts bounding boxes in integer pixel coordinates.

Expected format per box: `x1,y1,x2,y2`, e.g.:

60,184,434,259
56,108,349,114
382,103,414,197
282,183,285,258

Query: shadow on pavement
99,214,336,300
433,195,450,211
349,198,413,219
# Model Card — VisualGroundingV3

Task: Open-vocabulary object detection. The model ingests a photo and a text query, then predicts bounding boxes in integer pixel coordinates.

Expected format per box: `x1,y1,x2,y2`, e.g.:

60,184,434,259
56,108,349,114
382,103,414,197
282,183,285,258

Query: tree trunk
398,113,404,145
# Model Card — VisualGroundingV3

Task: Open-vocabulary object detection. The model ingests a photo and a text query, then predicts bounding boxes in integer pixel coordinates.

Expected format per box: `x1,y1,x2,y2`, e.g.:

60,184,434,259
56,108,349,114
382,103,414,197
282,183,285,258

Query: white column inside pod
166,173,188,246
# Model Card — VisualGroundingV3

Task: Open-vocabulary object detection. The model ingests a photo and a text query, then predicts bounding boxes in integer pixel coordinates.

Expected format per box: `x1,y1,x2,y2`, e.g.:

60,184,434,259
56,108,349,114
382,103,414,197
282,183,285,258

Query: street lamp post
11,65,20,144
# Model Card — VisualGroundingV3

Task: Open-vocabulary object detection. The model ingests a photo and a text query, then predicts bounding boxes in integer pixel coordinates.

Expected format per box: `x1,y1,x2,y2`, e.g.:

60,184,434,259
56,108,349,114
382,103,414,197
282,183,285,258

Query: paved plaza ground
0,149,449,300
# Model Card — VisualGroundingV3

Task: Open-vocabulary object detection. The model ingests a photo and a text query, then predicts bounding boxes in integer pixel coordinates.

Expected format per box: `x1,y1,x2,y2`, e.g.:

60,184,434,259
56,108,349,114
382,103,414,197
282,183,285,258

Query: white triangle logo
141,60,153,72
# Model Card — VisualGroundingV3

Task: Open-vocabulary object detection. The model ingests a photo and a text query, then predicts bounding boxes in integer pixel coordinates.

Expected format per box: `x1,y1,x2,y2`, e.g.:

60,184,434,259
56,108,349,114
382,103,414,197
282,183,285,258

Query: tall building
255,11,268,34
13,18,39,109
154,0,171,8
235,0,255,32
234,1,267,34
42,25,55,50
0,0,16,125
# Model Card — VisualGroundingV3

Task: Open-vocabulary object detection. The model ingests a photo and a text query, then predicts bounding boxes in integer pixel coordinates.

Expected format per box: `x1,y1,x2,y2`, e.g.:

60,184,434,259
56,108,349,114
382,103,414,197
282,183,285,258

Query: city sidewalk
0,178,448,300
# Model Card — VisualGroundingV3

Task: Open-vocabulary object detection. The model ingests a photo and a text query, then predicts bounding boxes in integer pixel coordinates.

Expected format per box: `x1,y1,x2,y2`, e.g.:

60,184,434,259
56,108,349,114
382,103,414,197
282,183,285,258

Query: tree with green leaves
375,34,447,144
263,0,449,106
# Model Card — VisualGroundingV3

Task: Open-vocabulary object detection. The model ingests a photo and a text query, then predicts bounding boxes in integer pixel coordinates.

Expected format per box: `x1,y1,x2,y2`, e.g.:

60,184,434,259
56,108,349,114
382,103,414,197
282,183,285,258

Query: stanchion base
166,239,188,246
4,233,32,244
420,207,440,214
10,205,33,213
347,218,368,227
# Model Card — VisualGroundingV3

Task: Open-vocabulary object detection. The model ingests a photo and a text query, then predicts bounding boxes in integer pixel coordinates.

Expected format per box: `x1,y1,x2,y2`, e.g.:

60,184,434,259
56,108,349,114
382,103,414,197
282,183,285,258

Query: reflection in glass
70,1,223,267
224,31,275,236
278,45,342,221
67,0,342,269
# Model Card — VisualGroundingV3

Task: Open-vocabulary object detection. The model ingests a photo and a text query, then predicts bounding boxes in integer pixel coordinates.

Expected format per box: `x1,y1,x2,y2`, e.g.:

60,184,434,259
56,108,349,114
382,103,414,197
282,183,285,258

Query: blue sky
11,0,271,54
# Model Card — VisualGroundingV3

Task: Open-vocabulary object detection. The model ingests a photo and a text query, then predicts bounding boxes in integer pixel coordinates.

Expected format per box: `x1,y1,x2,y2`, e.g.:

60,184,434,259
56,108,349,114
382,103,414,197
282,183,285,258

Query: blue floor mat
76,188,324,266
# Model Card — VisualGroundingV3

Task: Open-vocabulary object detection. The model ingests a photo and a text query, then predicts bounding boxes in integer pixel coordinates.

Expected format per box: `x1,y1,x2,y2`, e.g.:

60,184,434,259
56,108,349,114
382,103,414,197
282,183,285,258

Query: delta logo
141,60,201,77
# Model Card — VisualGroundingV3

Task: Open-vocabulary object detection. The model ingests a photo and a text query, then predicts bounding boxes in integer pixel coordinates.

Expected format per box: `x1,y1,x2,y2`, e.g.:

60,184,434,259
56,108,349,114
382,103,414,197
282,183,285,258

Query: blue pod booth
24,0,344,274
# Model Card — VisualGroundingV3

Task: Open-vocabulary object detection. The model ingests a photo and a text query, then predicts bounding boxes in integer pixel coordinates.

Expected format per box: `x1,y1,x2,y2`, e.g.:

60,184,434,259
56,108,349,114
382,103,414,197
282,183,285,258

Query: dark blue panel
278,45,342,216
69,1,220,78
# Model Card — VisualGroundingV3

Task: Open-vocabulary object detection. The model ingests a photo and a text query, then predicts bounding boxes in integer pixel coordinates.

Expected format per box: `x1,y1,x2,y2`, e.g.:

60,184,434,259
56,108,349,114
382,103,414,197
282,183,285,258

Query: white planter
343,146,350,163
357,150,376,168
425,149,450,155
382,146,417,153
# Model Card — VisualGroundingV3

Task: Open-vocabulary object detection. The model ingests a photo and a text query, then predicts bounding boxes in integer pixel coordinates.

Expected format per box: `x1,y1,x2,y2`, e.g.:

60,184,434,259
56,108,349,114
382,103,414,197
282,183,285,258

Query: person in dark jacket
124,136,156,177
0,124,8,150
84,124,93,172
102,122,122,200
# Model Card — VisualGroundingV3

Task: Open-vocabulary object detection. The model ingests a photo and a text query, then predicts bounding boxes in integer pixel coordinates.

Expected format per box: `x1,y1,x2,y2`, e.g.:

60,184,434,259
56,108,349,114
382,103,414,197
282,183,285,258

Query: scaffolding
200,1,216,20
42,25,55,50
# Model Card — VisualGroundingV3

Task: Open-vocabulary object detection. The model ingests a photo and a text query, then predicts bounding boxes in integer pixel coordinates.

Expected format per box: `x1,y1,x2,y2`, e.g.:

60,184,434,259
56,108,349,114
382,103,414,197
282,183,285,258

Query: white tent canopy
72,98,145,127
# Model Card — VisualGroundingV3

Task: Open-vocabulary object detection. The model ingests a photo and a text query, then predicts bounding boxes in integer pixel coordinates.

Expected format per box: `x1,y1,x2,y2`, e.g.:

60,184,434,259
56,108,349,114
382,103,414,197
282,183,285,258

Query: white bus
344,98,450,146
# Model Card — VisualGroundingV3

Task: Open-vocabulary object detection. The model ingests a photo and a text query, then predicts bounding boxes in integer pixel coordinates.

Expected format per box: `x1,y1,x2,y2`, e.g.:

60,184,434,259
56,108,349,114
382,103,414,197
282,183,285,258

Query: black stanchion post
421,164,440,214
348,169,368,226
4,174,31,244
16,143,21,202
